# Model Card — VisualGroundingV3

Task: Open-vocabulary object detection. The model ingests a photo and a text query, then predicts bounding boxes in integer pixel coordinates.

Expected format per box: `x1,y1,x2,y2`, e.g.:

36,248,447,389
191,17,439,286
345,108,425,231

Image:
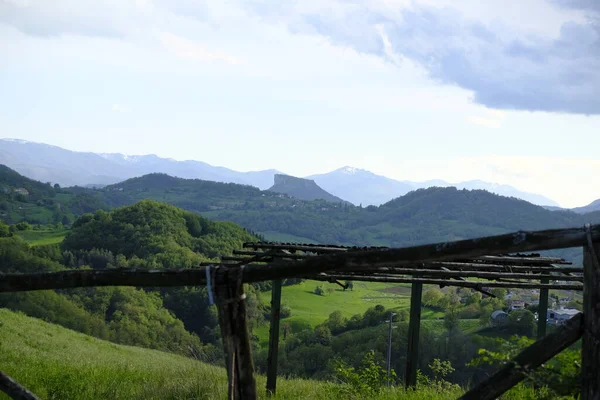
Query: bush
314,286,325,296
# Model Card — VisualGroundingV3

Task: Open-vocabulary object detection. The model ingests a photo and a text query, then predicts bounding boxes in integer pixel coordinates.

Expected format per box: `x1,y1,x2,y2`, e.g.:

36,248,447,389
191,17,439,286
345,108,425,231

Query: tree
345,281,354,291
508,309,536,336
423,288,444,307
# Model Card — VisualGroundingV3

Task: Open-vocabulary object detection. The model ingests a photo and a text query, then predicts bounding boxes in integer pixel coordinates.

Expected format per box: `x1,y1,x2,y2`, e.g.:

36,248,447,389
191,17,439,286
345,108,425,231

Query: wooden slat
308,274,583,291
459,313,584,400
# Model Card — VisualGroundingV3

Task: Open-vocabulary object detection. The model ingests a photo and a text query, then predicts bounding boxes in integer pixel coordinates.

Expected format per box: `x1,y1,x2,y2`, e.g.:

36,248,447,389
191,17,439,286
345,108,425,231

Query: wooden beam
266,280,283,396
537,279,549,339
582,232,600,399
308,274,583,291
0,370,40,400
405,282,423,389
335,268,583,282
459,313,584,400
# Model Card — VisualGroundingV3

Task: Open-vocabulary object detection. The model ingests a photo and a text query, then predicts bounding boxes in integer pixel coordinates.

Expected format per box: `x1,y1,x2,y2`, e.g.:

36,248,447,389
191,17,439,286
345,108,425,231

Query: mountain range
0,138,584,209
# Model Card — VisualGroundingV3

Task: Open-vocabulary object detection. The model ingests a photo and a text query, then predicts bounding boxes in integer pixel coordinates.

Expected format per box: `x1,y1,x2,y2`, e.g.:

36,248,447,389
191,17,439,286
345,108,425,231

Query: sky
1,0,599,208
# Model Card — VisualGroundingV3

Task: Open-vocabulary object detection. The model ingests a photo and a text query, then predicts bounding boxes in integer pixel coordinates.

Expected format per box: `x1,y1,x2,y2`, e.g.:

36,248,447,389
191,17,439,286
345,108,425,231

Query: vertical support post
405,282,423,389
215,266,257,400
582,232,600,400
537,279,549,339
386,312,394,385
266,279,283,396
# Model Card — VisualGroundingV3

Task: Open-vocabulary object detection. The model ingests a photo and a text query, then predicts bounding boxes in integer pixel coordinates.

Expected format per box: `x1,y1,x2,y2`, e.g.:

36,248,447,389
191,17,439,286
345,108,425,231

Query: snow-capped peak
2,138,31,144
341,166,358,174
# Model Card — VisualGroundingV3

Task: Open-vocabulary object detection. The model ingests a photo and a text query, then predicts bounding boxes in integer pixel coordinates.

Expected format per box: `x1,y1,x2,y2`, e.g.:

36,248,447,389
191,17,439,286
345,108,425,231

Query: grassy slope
15,229,68,246
254,281,445,346
0,308,464,400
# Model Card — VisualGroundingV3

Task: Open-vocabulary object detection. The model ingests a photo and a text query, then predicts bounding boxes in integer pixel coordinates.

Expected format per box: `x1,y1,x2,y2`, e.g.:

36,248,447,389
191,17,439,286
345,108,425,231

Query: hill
572,199,600,214
308,166,560,207
268,174,348,203
0,308,469,399
307,166,415,206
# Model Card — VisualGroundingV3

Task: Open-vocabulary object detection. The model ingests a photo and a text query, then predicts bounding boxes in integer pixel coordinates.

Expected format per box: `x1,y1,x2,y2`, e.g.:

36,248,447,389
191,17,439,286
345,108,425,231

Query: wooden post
214,266,257,400
266,279,283,396
0,370,40,400
537,279,549,339
582,235,600,400
405,282,423,389
460,313,583,400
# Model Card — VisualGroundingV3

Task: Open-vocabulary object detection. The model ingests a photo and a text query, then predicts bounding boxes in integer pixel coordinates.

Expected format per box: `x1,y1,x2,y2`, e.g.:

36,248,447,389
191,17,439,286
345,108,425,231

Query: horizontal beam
340,268,584,282
1,225,598,293
309,274,583,291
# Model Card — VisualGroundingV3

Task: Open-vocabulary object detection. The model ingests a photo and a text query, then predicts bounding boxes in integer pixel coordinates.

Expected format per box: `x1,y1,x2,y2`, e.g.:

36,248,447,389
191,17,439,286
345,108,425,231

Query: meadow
0,308,466,400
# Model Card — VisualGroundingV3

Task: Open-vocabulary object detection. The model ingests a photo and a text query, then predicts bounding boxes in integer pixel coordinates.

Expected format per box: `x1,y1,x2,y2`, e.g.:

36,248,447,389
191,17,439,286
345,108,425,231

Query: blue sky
1,0,599,208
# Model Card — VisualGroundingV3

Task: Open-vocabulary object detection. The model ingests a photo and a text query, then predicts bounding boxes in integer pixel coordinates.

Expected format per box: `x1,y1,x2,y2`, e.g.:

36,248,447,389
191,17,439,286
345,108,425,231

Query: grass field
0,308,468,400
16,229,68,246
254,281,445,346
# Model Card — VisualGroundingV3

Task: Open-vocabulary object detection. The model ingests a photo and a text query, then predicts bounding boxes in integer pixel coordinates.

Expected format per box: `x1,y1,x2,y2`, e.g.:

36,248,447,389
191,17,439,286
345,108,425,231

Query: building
490,310,509,326
14,188,29,196
548,308,580,325
508,300,525,311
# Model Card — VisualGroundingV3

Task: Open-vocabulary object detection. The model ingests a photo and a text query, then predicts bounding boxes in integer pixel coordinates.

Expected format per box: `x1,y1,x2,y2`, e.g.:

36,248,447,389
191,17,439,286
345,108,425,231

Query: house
14,188,29,196
491,310,509,326
508,300,525,311
548,308,580,325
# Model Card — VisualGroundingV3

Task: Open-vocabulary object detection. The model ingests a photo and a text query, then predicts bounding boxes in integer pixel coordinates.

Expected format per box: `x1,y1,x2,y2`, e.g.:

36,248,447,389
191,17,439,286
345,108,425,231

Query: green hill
0,308,466,399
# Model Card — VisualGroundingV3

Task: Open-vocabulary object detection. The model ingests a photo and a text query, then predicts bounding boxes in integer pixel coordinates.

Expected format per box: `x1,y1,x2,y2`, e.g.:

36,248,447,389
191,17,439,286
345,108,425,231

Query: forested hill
1,165,599,251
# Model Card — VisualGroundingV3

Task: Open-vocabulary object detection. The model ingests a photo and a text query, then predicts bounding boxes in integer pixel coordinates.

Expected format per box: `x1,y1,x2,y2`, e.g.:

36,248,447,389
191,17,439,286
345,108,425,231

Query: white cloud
159,32,242,64
466,109,506,129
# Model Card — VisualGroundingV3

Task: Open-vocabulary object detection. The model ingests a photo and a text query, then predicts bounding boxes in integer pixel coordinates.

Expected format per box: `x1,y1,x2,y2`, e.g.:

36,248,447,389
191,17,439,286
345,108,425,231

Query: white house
547,308,580,325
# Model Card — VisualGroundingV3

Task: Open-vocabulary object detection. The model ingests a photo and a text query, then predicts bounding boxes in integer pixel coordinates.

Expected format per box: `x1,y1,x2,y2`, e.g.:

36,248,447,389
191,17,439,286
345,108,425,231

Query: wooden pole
582,230,600,399
405,282,423,389
537,279,549,339
459,313,583,400
214,267,257,400
266,279,283,396
0,370,40,400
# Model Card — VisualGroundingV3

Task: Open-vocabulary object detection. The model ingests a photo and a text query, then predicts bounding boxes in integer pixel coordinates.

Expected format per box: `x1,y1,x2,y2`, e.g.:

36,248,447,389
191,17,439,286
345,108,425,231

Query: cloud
231,0,600,115
467,109,506,128
159,32,242,64
3,0,600,115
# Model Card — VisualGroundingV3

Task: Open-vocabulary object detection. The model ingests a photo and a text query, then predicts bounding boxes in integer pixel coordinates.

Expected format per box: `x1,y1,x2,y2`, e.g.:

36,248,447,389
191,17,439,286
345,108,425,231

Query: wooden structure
0,224,599,400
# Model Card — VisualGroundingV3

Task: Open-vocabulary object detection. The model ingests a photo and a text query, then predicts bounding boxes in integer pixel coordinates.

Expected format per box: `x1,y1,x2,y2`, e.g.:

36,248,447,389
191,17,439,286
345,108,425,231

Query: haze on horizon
1,0,599,209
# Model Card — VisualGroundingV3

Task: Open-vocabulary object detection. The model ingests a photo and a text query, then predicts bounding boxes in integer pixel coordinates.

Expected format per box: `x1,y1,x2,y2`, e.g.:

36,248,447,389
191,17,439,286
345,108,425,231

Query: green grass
254,281,446,346
0,308,466,399
16,229,68,246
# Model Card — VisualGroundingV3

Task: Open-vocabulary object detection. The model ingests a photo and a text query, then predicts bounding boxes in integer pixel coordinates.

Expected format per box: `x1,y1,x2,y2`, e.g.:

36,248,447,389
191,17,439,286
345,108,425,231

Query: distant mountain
268,174,348,203
307,167,415,206
0,139,563,207
308,166,560,207
571,199,600,214
0,139,281,189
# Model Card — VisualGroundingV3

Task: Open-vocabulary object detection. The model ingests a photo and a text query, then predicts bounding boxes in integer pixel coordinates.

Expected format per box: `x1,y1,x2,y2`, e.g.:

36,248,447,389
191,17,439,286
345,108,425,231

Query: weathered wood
0,267,584,294
333,268,583,281
266,279,282,396
460,313,584,400
0,371,40,400
0,268,210,293
405,282,422,389
308,274,583,291
582,236,600,399
429,262,580,273
214,267,257,400
537,279,549,339
471,255,571,265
